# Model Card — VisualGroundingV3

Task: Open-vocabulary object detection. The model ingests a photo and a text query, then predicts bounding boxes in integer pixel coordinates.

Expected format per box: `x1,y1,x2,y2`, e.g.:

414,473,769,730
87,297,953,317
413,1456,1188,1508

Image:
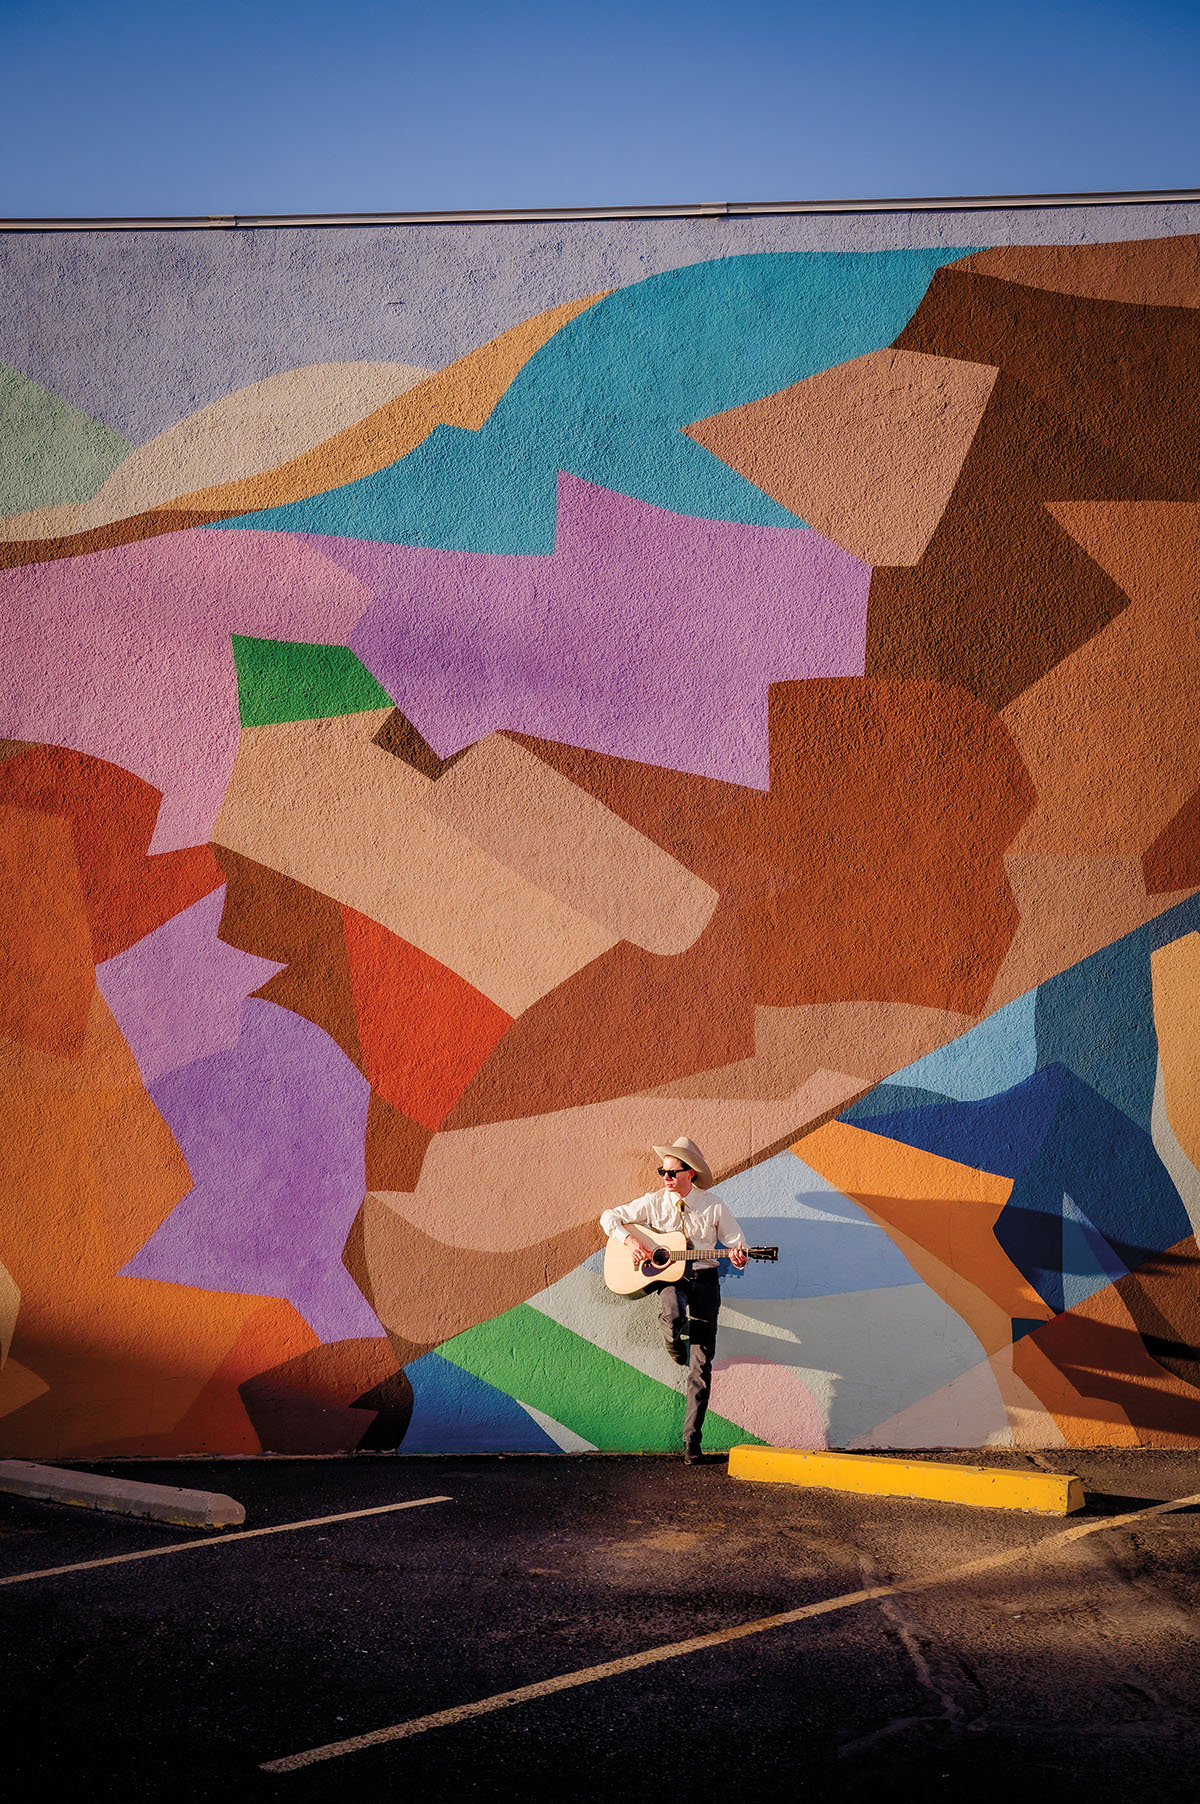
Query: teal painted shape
1060,1190,1130,1312
216,248,978,552
1034,927,1157,1131
886,992,1038,1104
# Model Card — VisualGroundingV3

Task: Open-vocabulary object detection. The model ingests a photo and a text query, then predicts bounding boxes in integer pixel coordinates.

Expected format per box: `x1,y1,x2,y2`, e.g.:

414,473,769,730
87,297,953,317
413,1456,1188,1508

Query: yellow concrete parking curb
0,1460,246,1529
727,1447,1085,1515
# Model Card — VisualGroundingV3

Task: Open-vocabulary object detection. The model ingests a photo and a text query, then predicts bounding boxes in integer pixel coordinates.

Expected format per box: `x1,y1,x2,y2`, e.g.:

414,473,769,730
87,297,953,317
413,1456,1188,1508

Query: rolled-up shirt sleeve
599,1196,655,1242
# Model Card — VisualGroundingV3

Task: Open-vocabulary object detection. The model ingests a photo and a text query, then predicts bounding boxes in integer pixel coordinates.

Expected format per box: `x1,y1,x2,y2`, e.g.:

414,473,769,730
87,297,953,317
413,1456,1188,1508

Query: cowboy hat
651,1136,714,1190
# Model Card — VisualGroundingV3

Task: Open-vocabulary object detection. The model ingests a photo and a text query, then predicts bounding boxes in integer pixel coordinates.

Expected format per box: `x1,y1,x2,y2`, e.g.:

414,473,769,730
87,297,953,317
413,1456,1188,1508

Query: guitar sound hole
652,1250,670,1268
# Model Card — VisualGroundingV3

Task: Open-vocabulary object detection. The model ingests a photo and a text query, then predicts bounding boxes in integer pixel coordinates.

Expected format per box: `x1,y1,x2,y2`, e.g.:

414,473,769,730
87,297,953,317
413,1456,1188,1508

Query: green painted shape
0,361,131,515
438,1303,763,1453
231,634,394,728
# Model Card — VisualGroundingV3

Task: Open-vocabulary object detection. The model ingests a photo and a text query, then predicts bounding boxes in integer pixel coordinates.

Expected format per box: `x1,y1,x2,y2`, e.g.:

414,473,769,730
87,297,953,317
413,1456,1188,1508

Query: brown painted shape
0,804,95,1057
212,847,364,1070
343,1198,599,1351
507,734,781,905
1016,1284,1200,1447
1144,789,1200,893
645,1000,975,1101
365,1092,434,1191
867,266,1200,708
373,707,459,780
0,744,223,961
1005,503,1200,856
958,235,1200,308
239,1337,402,1454
443,902,754,1128
719,679,1034,1011
1116,1235,1200,1394
686,348,997,565
0,505,236,572
984,854,1196,1011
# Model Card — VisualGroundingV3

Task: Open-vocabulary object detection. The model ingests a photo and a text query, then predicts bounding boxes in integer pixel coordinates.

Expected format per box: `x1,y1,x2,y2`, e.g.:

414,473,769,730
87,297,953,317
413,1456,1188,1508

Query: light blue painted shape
400,1352,561,1454
1060,1190,1130,1312
215,247,977,551
721,1214,921,1301
888,991,1038,1103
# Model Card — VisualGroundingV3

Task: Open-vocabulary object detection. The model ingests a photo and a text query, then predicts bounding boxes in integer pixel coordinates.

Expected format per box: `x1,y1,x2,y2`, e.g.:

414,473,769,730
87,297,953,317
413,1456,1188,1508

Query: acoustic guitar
604,1227,779,1296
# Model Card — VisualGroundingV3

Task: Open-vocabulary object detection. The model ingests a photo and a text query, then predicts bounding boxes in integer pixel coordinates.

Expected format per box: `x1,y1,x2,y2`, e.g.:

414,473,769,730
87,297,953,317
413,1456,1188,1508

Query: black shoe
664,1340,688,1367
683,1445,703,1465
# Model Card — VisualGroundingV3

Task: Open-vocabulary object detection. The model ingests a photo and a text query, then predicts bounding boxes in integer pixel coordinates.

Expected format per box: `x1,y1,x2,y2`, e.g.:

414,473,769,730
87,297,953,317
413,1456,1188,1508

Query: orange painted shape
1151,932,1200,1180
794,1120,1052,1335
0,803,95,1056
343,907,513,1131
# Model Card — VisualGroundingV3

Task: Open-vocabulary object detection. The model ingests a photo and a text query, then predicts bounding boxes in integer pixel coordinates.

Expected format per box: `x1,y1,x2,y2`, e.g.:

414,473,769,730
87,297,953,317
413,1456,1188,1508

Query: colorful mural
2,215,1200,1456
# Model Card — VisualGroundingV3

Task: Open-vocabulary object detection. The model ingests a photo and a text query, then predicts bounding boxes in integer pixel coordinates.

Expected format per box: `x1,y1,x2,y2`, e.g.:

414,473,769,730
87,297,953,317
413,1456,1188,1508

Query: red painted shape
0,745,222,961
342,907,513,1132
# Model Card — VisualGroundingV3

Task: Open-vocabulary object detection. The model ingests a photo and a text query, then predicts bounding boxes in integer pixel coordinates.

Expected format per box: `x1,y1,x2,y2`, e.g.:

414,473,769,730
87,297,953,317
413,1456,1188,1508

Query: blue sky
2,0,1198,216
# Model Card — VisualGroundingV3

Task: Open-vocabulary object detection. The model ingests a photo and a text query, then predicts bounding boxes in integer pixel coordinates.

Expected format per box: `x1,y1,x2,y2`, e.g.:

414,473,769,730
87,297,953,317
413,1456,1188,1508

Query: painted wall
3,206,1200,1457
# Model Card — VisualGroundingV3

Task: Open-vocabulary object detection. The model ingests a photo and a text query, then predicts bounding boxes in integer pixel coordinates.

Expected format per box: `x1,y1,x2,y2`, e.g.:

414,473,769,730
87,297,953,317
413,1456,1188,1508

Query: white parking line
0,1494,452,1587
262,1488,1200,1773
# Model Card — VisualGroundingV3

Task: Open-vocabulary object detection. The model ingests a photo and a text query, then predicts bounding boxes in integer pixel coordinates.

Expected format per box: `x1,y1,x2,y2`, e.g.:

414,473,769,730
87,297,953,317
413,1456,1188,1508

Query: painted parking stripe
262,1488,1200,1774
0,1494,452,1588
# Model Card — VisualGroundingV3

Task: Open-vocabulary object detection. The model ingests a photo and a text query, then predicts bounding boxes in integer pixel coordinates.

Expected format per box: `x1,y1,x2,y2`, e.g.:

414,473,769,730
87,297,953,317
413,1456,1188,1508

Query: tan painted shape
416,735,720,955
685,348,997,566
1005,503,1200,856
212,711,617,1016
0,1258,18,1366
359,1069,862,1261
69,362,432,533
1151,932,1200,1187
985,854,1197,1010
163,291,605,520
958,235,1200,308
0,1358,49,1419
645,1000,976,1101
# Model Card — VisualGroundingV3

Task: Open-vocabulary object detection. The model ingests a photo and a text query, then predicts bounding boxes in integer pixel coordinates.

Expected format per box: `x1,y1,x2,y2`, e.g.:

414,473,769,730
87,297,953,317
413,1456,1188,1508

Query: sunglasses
658,1166,692,1178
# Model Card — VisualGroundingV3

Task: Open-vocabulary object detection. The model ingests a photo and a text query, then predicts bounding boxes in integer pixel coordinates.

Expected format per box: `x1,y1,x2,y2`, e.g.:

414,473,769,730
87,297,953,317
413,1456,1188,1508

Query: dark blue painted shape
1034,927,1157,1131
399,1353,560,1454
840,1084,951,1122
1011,1317,1049,1341
847,1064,1190,1316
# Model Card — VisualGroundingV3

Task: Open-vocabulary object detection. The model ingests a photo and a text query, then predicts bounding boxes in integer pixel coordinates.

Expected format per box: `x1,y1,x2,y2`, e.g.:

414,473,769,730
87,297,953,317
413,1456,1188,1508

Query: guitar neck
680,1246,762,1262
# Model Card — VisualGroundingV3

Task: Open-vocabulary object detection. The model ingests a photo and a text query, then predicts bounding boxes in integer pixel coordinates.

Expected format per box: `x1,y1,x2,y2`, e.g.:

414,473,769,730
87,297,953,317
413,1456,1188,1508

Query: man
600,1136,747,1465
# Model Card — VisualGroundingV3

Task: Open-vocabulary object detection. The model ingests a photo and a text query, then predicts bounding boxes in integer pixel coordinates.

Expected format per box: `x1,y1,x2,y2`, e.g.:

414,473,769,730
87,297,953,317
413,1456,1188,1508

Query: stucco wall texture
2,205,1200,1458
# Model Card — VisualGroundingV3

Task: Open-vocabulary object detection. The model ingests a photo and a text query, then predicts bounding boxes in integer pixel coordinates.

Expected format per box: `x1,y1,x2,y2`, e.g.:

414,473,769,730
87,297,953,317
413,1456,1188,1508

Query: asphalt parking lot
3,1450,1200,1803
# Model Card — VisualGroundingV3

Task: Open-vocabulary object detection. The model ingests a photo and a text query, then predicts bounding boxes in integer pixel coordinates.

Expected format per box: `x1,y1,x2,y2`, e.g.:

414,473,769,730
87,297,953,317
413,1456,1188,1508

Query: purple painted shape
97,886,285,1086
330,474,870,789
125,998,378,1343
0,529,373,855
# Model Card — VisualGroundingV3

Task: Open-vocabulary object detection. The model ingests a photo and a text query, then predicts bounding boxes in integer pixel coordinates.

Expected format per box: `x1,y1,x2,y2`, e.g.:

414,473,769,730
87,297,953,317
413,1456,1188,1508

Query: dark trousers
659,1269,721,1452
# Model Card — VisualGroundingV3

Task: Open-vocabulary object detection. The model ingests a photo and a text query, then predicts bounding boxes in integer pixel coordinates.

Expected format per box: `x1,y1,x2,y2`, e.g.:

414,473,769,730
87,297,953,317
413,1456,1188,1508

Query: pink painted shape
710,1358,828,1449
334,474,870,789
97,885,285,1085
0,530,373,854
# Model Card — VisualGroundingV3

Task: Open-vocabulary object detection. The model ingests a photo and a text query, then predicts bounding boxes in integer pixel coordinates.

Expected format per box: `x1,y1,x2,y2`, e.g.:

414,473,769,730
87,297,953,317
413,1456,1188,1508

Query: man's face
660,1160,695,1199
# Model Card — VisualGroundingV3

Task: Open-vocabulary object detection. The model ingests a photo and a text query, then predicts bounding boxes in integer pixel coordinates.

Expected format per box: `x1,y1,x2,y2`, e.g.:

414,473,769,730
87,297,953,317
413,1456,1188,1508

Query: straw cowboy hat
651,1136,714,1190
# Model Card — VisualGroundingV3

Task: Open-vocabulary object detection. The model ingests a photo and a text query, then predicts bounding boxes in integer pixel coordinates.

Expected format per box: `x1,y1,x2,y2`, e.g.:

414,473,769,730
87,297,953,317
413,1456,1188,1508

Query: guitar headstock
749,1246,779,1263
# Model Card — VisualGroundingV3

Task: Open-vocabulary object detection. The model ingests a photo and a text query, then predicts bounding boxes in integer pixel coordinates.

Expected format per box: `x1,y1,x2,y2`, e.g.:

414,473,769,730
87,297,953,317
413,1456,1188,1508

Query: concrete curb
0,1460,246,1529
727,1447,1085,1515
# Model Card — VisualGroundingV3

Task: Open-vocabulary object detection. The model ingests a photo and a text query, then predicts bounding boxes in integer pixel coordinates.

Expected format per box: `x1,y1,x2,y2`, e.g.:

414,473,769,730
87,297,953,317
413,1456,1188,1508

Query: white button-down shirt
600,1188,747,1252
